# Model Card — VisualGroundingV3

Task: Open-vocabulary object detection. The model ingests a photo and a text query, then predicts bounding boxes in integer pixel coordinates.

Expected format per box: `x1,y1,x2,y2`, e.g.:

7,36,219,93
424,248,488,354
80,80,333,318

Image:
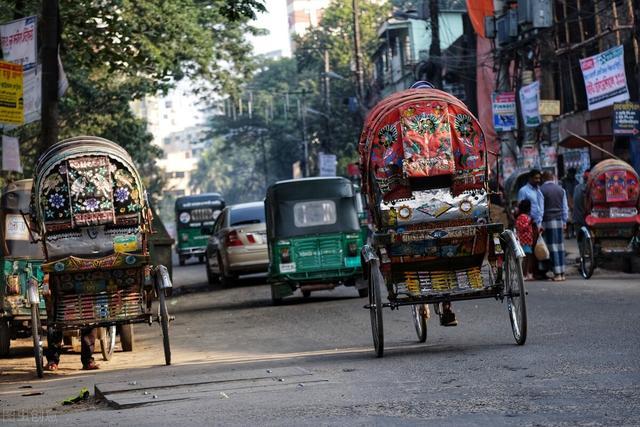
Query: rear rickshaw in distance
577,159,640,278
265,177,368,304
175,193,225,266
29,136,173,377
358,87,527,356
0,180,46,359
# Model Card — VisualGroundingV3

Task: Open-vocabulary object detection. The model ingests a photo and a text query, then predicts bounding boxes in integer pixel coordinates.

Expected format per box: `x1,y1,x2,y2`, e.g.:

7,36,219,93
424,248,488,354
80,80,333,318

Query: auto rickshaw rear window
293,200,337,227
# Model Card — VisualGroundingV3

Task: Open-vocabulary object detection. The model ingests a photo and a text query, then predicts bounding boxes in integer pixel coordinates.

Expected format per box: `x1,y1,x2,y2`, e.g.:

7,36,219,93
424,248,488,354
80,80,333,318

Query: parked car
204,201,268,286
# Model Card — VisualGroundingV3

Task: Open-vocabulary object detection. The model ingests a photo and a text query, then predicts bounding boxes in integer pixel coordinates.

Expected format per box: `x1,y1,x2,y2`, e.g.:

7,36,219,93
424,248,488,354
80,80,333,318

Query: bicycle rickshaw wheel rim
506,243,527,345
411,304,427,343
368,261,384,357
579,232,595,279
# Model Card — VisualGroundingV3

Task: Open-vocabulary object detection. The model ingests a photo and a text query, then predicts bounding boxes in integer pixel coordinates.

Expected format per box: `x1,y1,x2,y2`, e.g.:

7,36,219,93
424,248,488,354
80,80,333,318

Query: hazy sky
249,0,292,57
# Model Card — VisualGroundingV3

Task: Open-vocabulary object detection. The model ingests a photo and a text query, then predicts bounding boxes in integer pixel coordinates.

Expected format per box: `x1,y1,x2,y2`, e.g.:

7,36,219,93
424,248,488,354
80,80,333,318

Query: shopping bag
534,235,550,261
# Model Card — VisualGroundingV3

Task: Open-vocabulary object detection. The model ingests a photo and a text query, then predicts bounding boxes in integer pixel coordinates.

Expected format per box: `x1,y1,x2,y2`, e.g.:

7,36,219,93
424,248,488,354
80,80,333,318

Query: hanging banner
0,16,37,70
520,144,540,169
492,92,516,131
519,81,541,127
0,61,23,125
580,45,630,111
2,135,22,172
318,153,337,177
613,102,640,136
23,66,41,124
540,144,557,168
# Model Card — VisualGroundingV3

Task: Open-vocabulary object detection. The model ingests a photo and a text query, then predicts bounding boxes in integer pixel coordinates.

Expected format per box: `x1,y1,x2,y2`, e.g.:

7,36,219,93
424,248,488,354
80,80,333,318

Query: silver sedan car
205,201,268,286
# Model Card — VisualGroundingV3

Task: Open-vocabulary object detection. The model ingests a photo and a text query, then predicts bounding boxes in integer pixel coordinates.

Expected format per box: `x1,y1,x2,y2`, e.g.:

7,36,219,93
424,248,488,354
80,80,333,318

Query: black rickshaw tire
504,234,527,346
31,304,44,378
0,319,10,357
368,260,384,357
99,326,116,361
411,304,427,343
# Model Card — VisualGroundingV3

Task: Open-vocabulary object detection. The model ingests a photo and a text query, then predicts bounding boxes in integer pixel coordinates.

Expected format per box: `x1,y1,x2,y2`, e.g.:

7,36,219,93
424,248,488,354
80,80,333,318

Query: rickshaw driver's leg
440,302,458,327
80,327,99,370
44,328,63,371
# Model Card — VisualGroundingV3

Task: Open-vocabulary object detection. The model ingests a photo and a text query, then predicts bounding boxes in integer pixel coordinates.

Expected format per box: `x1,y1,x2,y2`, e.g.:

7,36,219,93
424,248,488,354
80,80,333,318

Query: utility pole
41,0,59,151
352,0,365,102
427,0,442,88
323,49,331,114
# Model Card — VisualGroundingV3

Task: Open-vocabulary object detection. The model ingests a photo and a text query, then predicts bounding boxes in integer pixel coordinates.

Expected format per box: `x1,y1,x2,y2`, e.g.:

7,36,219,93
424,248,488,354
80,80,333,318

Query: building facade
156,126,209,197
286,0,330,51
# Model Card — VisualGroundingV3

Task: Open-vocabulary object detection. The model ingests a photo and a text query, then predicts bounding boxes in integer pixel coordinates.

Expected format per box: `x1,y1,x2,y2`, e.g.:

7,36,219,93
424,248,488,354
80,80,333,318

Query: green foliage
0,0,265,198
191,1,391,204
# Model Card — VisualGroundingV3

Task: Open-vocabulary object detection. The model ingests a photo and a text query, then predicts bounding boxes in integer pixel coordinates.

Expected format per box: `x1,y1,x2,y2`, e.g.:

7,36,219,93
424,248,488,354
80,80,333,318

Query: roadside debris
220,392,229,399
62,388,90,405
21,391,43,397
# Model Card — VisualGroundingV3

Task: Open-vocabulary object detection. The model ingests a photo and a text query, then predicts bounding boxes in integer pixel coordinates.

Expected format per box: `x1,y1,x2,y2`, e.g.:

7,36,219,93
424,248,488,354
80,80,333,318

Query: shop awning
559,134,612,149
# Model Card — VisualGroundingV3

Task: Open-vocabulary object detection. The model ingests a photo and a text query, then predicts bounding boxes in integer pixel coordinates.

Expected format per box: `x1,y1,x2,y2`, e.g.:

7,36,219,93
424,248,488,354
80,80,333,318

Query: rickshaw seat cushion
585,214,640,227
44,226,143,260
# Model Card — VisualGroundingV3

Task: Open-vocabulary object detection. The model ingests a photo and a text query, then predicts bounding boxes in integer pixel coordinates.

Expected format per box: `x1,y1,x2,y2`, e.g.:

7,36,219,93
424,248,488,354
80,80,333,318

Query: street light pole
323,49,331,115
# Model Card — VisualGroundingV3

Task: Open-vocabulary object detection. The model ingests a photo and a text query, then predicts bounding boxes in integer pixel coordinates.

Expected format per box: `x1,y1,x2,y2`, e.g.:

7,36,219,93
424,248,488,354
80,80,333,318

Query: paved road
1,257,639,426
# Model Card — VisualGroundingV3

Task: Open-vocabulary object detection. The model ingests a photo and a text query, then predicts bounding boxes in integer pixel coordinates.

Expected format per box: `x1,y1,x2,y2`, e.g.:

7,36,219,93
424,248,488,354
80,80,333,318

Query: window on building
175,171,185,178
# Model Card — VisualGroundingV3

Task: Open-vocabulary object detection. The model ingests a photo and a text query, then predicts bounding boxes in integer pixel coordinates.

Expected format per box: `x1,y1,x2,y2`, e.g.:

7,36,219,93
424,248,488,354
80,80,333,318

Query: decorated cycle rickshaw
358,88,527,356
577,159,640,278
29,136,173,376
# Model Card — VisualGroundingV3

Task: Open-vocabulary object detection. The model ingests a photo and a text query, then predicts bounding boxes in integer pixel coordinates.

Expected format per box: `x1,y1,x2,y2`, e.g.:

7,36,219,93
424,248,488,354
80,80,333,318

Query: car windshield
230,204,265,226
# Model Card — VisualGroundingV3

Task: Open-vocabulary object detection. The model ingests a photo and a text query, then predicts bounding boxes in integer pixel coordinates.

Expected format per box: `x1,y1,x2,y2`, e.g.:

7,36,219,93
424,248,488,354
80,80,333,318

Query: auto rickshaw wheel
99,326,116,361
302,290,311,298
411,304,427,343
0,319,10,357
30,304,43,378
504,235,527,346
179,256,186,266
578,228,595,279
358,287,369,298
119,324,134,352
368,259,384,357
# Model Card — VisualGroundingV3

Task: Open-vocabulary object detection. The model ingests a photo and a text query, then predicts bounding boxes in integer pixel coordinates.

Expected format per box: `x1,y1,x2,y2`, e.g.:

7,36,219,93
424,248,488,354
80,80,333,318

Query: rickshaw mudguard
500,229,525,259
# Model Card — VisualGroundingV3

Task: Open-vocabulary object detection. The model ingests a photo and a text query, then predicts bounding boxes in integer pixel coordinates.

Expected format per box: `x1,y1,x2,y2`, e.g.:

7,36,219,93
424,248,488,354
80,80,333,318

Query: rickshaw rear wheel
504,237,527,345
119,324,134,352
30,304,43,378
578,229,595,279
158,288,171,366
368,260,384,357
411,304,427,343
99,326,116,361
0,320,10,357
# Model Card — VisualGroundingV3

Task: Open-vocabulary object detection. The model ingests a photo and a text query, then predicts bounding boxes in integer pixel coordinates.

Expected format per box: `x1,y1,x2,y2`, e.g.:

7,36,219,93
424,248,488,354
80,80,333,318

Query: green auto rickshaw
0,179,46,359
265,177,367,304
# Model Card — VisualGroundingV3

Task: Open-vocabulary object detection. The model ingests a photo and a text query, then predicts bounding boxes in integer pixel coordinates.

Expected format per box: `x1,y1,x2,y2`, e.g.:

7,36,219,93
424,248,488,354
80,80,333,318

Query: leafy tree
0,0,266,198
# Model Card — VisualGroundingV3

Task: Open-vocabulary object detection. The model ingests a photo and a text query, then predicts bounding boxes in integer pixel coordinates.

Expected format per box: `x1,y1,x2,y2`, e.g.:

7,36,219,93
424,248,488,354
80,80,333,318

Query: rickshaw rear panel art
358,88,527,356
29,136,173,375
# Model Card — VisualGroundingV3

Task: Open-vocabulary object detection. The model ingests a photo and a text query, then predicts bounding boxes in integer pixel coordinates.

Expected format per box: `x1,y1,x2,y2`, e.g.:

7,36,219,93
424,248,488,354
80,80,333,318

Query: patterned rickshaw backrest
34,137,147,234
359,88,486,204
587,159,640,207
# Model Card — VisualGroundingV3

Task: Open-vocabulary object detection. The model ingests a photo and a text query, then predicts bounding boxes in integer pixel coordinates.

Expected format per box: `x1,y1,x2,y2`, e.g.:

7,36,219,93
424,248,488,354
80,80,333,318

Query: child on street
515,199,535,280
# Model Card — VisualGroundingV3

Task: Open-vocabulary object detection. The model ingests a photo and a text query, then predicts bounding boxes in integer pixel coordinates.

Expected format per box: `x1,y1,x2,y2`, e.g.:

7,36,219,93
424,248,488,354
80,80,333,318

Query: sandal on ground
44,362,58,371
82,361,100,370
440,310,458,327
552,275,565,282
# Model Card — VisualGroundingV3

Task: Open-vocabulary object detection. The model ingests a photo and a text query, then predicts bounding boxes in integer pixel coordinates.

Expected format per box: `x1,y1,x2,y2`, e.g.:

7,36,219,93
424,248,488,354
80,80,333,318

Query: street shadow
168,292,364,314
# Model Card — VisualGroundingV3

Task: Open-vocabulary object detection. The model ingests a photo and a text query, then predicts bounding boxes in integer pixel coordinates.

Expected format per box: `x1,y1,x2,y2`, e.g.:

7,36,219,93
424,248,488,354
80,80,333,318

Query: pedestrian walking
573,170,590,230
515,199,535,281
517,169,546,279
540,171,569,281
